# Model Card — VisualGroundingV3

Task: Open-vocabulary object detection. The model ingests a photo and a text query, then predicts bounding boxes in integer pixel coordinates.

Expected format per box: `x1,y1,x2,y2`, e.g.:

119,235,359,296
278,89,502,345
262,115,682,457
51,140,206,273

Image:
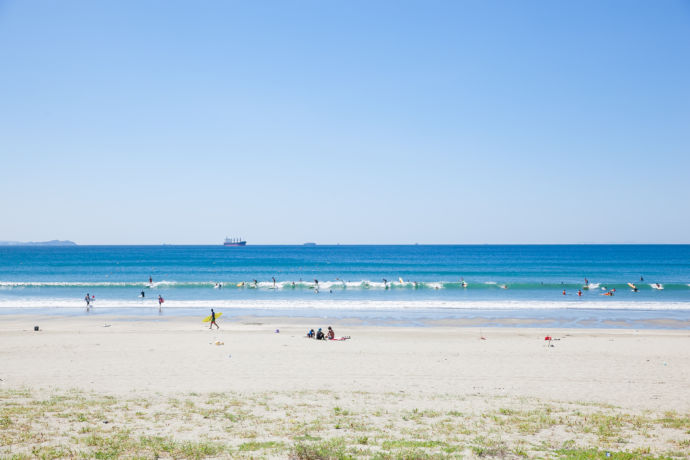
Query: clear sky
1,1,689,244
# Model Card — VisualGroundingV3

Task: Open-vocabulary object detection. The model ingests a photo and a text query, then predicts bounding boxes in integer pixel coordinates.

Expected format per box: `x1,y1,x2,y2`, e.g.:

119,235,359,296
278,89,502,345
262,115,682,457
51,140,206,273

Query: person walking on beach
158,295,164,311
209,308,219,329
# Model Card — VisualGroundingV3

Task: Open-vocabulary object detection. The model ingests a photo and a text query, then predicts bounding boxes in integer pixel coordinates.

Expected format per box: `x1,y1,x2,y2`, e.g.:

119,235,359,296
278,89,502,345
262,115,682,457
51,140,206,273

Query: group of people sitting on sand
307,326,335,340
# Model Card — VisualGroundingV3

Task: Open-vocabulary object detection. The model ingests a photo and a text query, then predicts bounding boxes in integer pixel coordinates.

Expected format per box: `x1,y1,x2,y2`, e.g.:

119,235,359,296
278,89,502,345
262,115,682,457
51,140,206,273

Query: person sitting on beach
316,328,325,340
307,329,315,338
327,326,335,340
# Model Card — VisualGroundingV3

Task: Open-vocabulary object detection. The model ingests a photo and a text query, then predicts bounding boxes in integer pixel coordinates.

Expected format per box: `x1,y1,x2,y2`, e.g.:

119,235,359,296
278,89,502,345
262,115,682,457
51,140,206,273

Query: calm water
1,245,689,326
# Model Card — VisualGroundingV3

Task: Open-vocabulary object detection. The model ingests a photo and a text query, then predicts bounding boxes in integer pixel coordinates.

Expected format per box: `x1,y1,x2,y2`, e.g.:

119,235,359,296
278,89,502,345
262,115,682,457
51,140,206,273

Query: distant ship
223,237,246,246
303,242,317,246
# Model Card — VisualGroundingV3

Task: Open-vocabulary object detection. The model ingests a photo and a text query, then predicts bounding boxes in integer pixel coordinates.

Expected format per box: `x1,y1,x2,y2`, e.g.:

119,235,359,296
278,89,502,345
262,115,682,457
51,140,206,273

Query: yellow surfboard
236,282,244,287
202,312,223,323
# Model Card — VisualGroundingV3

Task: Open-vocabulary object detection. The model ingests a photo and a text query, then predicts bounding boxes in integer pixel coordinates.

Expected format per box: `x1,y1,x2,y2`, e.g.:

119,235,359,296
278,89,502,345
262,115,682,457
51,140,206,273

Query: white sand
1,315,688,412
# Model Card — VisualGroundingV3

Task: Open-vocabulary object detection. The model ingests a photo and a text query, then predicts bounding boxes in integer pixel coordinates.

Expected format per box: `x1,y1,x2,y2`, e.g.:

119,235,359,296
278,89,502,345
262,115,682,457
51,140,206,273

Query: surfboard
236,282,244,287
627,283,637,290
651,284,664,290
202,312,223,323
398,277,404,284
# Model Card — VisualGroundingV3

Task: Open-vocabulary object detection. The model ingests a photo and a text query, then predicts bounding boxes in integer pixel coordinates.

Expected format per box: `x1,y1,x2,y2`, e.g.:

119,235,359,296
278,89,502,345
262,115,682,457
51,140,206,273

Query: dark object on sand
34,326,39,331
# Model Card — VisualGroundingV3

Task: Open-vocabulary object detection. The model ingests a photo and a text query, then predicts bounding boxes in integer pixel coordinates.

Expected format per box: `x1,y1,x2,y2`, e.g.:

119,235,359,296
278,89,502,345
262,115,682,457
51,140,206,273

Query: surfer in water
158,295,164,311
140,290,145,298
272,277,276,288
149,276,153,284
209,308,219,329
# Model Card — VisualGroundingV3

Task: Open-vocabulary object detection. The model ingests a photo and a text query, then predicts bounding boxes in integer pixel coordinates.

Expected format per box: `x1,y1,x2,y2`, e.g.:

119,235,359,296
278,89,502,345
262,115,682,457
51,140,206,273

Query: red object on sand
544,336,552,341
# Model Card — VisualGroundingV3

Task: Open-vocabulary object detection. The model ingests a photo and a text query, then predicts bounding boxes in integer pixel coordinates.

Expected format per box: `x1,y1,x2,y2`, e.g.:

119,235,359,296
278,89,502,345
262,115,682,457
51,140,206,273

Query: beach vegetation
658,411,690,430
554,447,677,459
0,389,687,459
380,440,445,450
292,438,354,460
238,440,284,451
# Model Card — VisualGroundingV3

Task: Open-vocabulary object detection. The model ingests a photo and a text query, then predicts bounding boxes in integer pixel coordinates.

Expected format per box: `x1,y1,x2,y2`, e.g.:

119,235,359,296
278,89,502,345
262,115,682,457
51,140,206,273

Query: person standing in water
149,276,153,284
209,308,219,329
140,290,145,298
158,295,164,311
84,293,91,308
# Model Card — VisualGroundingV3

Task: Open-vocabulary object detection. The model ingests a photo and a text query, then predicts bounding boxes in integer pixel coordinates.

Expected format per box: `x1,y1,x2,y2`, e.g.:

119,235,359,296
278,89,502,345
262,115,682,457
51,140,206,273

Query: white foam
0,298,688,311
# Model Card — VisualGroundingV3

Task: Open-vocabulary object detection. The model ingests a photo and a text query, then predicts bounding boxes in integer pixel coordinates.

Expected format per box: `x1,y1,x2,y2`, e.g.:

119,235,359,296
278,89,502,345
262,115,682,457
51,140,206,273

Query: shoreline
1,307,689,330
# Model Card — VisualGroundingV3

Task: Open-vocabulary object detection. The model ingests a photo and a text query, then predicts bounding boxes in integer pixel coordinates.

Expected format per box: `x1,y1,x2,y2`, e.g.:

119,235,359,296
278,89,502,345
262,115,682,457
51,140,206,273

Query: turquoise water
1,245,689,326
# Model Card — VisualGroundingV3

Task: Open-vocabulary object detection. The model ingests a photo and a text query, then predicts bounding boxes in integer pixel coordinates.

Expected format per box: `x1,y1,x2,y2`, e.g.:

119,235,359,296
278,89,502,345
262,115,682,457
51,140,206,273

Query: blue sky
1,1,689,244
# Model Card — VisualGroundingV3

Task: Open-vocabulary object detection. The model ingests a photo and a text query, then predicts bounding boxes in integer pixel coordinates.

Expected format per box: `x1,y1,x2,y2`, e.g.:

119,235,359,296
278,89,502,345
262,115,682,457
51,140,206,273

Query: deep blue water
1,245,689,326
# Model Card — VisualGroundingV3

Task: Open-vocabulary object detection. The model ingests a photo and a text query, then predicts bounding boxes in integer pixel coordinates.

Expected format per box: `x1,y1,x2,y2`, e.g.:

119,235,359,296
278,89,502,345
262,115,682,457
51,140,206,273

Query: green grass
556,447,675,459
238,440,284,451
292,438,355,460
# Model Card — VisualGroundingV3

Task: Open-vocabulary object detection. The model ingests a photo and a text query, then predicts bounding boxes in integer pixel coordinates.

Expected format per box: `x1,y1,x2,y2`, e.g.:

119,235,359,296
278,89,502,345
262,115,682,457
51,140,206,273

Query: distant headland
0,240,77,246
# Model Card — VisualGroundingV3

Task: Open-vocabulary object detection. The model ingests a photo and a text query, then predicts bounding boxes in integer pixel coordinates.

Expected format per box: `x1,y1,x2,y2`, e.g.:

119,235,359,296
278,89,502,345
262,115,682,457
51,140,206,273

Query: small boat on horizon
224,237,246,247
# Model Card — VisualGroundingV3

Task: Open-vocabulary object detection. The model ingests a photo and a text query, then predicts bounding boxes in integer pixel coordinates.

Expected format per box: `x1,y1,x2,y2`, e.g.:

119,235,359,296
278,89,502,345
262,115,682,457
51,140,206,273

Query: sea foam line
1,299,689,311
1,280,689,290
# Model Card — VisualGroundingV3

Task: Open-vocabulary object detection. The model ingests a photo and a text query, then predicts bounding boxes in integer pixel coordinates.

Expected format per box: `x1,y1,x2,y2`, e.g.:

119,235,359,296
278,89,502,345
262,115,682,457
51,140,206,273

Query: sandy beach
1,314,689,458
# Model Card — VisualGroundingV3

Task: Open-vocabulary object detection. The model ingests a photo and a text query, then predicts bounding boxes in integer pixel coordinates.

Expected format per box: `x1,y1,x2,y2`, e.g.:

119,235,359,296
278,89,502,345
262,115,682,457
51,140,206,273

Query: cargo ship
223,237,246,246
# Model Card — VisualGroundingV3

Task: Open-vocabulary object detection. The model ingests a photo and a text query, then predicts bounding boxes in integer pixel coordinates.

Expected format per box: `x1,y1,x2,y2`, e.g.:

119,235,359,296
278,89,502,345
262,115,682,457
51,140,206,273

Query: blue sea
1,245,689,328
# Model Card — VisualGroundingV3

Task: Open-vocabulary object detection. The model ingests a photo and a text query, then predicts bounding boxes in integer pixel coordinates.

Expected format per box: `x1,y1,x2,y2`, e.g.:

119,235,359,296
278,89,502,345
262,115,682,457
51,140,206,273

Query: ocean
1,245,689,328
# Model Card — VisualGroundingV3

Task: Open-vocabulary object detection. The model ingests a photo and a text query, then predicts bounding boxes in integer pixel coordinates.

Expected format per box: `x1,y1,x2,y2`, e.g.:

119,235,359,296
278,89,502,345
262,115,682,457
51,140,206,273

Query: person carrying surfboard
209,308,219,329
